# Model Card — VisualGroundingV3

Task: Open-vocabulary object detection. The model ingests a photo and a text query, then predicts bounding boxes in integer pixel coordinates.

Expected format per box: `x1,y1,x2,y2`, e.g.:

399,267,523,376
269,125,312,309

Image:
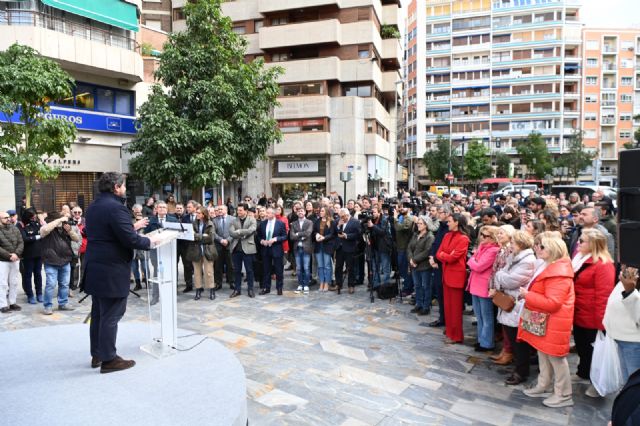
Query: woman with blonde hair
571,228,615,397
185,206,217,300
468,225,501,352
491,230,536,385
519,231,575,408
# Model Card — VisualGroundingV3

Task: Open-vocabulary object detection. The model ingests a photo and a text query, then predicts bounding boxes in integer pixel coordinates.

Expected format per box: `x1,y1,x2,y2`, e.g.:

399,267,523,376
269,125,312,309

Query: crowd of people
1,185,639,411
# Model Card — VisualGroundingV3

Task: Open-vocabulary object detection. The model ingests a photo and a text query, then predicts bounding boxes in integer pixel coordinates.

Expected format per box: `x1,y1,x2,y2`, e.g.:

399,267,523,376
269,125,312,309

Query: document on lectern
162,222,194,241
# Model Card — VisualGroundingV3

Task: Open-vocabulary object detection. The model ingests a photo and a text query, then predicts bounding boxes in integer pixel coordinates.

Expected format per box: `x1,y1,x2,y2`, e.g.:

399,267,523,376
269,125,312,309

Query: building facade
581,28,640,186
406,0,583,186
0,0,145,212
172,0,403,202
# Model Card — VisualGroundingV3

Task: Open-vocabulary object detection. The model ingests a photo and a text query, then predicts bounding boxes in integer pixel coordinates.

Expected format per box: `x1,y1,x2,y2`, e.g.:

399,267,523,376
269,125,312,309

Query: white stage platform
0,322,247,426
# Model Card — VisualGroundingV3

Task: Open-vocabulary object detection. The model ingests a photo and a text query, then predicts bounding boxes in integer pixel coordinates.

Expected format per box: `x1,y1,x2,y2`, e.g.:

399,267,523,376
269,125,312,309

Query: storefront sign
277,161,319,173
0,106,136,134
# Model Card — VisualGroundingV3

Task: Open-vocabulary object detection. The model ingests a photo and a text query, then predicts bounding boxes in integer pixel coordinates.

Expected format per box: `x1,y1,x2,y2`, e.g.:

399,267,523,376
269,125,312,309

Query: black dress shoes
505,373,527,386
209,289,216,300
248,289,255,298
259,289,270,295
183,285,193,293
277,288,283,296
194,289,203,300
418,308,430,316
230,291,241,298
428,320,444,327
91,356,102,369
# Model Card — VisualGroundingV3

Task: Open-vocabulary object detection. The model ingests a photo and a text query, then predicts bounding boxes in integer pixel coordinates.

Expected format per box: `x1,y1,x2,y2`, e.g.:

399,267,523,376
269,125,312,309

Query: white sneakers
303,286,309,294
542,394,574,408
295,286,310,294
523,386,553,398
585,385,601,398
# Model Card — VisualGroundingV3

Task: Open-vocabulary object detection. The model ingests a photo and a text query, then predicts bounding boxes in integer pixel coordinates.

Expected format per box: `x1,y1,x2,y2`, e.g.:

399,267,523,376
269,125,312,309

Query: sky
580,0,640,28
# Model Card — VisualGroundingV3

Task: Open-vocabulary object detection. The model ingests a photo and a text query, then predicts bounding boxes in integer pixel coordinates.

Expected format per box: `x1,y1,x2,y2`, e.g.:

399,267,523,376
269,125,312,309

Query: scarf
572,252,591,273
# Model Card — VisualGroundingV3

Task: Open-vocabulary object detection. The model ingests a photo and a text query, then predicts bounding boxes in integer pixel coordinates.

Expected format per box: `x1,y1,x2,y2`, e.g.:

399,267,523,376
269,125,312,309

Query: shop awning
41,0,139,32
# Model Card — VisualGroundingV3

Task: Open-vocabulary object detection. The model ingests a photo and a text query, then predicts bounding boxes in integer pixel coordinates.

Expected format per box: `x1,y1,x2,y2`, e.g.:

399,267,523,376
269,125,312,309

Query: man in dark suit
257,207,287,295
144,201,178,304
84,172,159,373
174,202,195,293
213,205,235,290
332,208,362,293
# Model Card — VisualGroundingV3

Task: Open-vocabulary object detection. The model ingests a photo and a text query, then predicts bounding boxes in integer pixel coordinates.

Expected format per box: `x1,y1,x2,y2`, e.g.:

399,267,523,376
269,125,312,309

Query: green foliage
127,0,283,189
381,25,401,39
556,130,596,182
422,136,461,182
140,42,154,56
463,140,491,181
634,114,640,147
623,141,635,150
0,43,77,208
495,152,511,178
515,132,553,179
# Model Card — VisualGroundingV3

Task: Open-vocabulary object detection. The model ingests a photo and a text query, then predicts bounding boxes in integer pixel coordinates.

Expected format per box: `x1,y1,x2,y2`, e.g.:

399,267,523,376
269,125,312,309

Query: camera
67,219,78,226
359,210,374,225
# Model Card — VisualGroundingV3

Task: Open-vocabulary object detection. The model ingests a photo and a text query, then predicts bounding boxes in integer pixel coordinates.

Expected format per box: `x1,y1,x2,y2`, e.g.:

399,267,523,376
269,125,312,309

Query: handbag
521,307,549,337
492,290,515,312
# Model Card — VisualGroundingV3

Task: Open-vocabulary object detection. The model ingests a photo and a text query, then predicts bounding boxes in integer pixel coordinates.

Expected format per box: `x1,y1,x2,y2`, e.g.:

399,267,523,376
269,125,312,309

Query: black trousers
21,257,43,297
177,242,193,286
90,296,128,362
574,325,598,379
254,254,264,287
432,267,445,324
504,325,532,378
335,249,355,288
233,252,254,292
214,245,234,287
262,253,283,291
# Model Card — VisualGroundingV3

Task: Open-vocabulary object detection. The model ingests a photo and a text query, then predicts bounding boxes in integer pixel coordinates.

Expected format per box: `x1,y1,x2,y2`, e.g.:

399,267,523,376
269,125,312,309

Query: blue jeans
617,340,640,381
315,252,333,283
295,248,311,287
43,263,71,309
372,251,391,288
397,250,413,292
472,295,495,349
412,269,432,311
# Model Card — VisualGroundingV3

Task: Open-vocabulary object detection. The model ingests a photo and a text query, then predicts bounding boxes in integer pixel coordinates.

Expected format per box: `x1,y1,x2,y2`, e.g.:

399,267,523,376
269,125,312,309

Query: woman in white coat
490,230,537,385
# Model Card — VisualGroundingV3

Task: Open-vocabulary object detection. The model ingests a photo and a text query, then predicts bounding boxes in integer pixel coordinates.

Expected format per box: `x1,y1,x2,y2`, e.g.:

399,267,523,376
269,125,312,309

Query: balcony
0,10,142,81
272,132,331,156
274,96,331,120
221,0,261,21
602,63,617,72
382,4,400,28
381,38,402,69
364,134,392,158
267,57,339,83
601,117,616,125
258,0,339,14
451,42,491,54
603,45,617,53
260,19,340,50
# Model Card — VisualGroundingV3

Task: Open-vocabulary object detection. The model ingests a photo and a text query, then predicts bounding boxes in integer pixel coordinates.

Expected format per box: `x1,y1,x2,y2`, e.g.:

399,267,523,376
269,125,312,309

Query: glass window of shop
53,82,134,116
274,183,327,207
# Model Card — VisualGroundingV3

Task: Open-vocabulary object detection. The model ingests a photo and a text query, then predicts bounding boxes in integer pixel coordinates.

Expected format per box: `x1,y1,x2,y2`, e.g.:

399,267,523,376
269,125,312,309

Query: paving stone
450,399,515,426
336,365,410,395
320,339,369,362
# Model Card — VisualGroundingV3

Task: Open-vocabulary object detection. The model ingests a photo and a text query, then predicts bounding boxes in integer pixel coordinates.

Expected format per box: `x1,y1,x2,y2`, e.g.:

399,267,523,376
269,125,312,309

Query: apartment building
581,28,640,186
172,0,403,201
0,0,146,211
406,0,582,186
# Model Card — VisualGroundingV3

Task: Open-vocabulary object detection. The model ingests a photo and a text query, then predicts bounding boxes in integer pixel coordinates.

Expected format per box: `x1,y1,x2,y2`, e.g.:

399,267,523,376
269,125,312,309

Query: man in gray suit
289,206,314,294
229,204,257,298
213,205,234,290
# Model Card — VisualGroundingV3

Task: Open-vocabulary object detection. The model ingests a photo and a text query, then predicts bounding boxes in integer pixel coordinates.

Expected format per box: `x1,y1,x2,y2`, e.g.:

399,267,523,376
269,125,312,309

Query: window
585,129,596,139
585,113,597,121
272,52,290,62
173,8,185,21
278,118,327,133
343,84,372,97
96,88,115,113
279,82,323,96
232,25,246,35
271,17,288,26
585,95,597,103
620,114,632,121
586,58,598,67
358,48,370,59
621,59,633,69
586,76,597,85
586,40,599,50
622,77,633,86
145,20,162,31
622,41,634,50
74,84,95,110
620,131,631,139
254,20,263,32
115,92,132,115
621,94,633,103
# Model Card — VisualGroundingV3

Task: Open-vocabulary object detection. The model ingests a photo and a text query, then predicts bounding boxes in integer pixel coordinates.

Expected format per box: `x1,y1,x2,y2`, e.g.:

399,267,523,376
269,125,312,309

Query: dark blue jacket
336,217,362,253
429,220,449,263
313,218,337,255
257,219,287,258
83,193,151,298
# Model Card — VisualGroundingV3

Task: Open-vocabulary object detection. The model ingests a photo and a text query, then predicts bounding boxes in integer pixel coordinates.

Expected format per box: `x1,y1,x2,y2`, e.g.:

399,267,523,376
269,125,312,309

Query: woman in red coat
519,231,575,408
571,228,615,397
275,205,290,255
436,213,470,344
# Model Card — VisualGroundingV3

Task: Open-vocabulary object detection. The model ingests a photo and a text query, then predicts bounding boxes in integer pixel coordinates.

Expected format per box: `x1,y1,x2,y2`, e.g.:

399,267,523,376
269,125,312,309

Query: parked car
550,185,617,206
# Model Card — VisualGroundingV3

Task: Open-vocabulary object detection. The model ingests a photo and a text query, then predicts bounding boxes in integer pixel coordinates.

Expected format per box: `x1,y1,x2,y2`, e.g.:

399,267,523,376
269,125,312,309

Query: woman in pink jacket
468,225,501,352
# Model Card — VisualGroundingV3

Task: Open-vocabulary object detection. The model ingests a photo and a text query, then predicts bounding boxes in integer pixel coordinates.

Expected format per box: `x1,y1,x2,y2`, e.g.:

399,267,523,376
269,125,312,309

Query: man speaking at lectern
83,173,160,374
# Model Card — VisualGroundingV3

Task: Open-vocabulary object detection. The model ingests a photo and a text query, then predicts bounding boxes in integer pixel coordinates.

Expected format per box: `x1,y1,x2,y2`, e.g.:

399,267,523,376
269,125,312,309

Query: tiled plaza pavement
1,274,613,426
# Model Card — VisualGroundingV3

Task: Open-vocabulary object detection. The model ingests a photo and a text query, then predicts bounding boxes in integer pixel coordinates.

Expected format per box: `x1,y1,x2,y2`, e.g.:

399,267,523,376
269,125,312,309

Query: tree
422,136,461,182
127,0,282,190
495,152,511,178
463,140,491,182
633,114,640,148
516,132,553,179
0,44,77,208
557,130,596,182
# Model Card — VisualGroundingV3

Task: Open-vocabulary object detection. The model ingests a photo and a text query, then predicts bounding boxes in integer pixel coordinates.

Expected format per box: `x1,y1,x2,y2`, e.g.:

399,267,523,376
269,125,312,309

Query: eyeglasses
72,211,82,215
480,233,490,238
535,243,545,250
578,238,586,244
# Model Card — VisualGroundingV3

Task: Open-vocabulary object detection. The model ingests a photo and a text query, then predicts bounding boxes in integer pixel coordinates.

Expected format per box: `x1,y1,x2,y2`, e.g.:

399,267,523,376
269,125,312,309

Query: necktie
267,221,272,240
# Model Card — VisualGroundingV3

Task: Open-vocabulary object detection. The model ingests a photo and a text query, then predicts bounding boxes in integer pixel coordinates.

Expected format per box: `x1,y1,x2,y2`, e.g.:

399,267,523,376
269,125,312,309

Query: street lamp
340,171,352,206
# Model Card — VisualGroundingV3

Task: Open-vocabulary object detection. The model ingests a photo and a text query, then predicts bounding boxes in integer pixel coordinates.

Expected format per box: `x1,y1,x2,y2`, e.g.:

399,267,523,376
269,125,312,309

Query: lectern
140,226,186,358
